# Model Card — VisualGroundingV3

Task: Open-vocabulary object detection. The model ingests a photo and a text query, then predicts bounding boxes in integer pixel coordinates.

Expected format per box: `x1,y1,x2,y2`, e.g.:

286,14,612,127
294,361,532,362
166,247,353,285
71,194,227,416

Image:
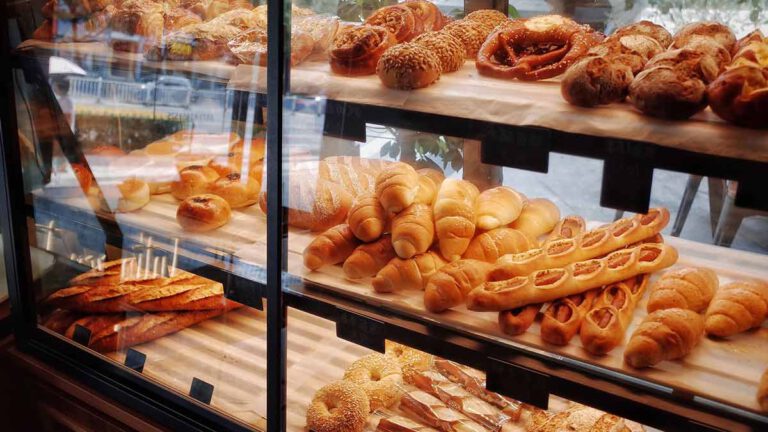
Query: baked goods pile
561,21,767,128
34,0,116,42
306,341,645,432
42,258,240,352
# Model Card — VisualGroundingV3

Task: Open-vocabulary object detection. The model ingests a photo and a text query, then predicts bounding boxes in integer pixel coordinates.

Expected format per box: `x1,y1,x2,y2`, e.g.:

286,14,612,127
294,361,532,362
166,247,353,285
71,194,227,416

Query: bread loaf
423,260,493,313
259,175,353,232
372,251,446,293
508,198,560,241
376,162,419,213
343,235,397,279
303,224,361,270
347,192,387,242
414,168,445,205
475,186,526,230
391,203,435,259
646,267,718,313
704,280,768,337
433,179,480,261
463,228,532,262
624,308,704,368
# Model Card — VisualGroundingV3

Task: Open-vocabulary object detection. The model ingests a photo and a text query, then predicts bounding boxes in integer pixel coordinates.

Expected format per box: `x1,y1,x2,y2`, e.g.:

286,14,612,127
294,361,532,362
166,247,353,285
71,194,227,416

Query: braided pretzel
467,243,678,311
476,15,603,80
492,208,669,278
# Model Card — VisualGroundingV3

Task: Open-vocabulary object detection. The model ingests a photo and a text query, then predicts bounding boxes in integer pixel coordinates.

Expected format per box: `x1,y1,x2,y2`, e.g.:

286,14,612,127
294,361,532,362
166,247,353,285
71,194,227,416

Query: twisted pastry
423,259,493,313
646,267,719,313
330,25,397,76
704,280,768,337
624,308,704,368
364,5,420,43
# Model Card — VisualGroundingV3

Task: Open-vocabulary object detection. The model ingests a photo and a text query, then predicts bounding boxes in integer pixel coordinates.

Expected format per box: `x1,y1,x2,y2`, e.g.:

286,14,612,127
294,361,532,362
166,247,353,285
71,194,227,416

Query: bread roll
498,305,540,336
348,192,387,242
115,178,150,212
611,20,672,49
628,66,708,120
414,168,444,205
207,172,259,208
171,165,219,200
707,64,768,129
372,251,446,293
303,224,361,271
561,56,634,107
376,162,419,214
423,259,492,313
463,228,532,262
343,235,396,279
259,175,353,232
508,198,560,241
672,21,736,52
646,267,718,313
644,48,720,83
391,203,435,259
176,194,231,232
475,186,526,230
704,280,768,337
433,179,480,261
759,369,768,412
546,215,587,242
376,43,442,90
624,308,704,368
540,289,597,346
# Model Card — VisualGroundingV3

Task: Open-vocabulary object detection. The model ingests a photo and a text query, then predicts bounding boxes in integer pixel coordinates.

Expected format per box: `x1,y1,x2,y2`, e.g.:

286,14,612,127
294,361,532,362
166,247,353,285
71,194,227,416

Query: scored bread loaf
259,175,353,232
343,235,397,279
375,162,419,213
508,198,560,241
414,168,445,205
423,259,493,313
433,179,480,261
303,224,361,270
372,251,446,293
347,192,387,242
704,280,768,337
646,267,719,313
463,228,533,262
391,203,435,259
624,308,704,368
475,186,526,230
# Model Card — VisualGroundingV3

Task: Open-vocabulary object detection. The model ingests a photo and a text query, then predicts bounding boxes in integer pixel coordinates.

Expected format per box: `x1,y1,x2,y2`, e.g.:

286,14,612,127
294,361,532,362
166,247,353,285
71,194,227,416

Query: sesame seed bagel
441,20,487,58
413,31,465,73
385,340,434,384
343,353,403,411
306,381,369,432
376,43,442,90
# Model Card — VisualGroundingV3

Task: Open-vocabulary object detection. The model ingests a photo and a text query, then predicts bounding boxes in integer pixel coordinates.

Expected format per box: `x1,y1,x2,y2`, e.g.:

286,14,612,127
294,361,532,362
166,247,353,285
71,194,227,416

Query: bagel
306,381,369,432
343,353,403,411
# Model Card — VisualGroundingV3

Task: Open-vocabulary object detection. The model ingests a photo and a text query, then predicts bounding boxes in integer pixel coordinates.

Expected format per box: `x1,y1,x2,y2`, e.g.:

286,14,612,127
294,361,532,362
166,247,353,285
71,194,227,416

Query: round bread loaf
561,56,634,107
412,31,465,73
628,66,708,120
376,43,441,90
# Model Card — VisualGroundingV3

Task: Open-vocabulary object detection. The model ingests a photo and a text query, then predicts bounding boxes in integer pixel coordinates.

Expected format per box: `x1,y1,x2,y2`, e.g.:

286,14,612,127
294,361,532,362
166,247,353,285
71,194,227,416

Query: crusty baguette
433,179,480,261
759,369,768,412
546,215,587,242
508,198,560,240
498,305,540,336
647,267,719,313
372,251,446,293
414,168,445,205
493,208,670,277
42,309,84,334
624,308,704,368
303,224,361,270
391,203,435,259
475,186,526,230
468,243,678,311
580,274,650,355
347,192,387,242
375,162,419,213
540,289,597,346
704,280,768,337
463,228,533,262
423,259,493,313
343,235,397,279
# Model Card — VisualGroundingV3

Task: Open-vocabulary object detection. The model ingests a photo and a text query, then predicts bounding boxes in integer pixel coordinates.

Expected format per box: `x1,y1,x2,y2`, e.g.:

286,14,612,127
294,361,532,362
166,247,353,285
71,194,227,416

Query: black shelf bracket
124,348,147,373
600,139,655,214
335,307,386,353
72,324,91,347
189,378,214,405
323,100,367,142
483,126,552,173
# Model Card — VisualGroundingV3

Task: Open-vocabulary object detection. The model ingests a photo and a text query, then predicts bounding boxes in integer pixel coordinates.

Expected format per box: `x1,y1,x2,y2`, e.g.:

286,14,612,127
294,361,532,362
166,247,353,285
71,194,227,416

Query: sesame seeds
413,31,465,72
377,43,441,89
442,20,486,58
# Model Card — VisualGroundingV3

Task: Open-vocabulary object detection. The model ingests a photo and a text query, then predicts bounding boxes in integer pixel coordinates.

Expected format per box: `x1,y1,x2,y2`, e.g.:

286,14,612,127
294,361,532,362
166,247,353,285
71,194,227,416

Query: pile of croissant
561,21,768,128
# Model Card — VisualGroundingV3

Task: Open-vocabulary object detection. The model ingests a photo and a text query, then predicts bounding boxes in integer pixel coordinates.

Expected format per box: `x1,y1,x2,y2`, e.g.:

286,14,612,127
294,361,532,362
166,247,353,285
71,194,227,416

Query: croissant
372,251,446,293
375,162,419,213
475,186,526,230
433,179,480,261
647,267,719,313
463,228,533,262
303,224,361,270
704,280,768,337
348,192,387,242
509,198,560,240
343,235,397,279
391,203,435,259
423,260,493,313
624,308,704,368
414,168,445,205
759,369,768,412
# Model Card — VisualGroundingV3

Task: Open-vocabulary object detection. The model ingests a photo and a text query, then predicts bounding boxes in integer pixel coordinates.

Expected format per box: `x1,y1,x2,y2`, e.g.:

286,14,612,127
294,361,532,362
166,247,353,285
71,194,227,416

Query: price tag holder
687,420,727,432
189,378,214,405
72,324,91,347
486,357,549,410
336,308,385,353
124,349,147,373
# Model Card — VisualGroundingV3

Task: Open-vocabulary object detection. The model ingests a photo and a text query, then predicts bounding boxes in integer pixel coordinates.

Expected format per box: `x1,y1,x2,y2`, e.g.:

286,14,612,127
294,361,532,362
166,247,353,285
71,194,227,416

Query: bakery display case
1,0,768,431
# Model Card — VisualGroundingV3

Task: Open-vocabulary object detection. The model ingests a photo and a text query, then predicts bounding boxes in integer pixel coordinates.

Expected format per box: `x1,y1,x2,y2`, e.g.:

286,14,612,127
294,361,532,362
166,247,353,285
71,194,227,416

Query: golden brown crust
391,203,435,259
707,64,768,129
423,259,493,313
307,381,369,432
624,308,704,368
434,179,480,261
331,25,398,76
343,353,403,411
343,235,396,279
507,197,560,241
259,175,353,232
673,21,736,52
412,31,465,73
304,224,361,271
647,267,719,313
441,20,486,59
177,194,232,232
562,56,634,107
372,251,446,293
404,0,445,32
611,20,672,48
171,165,220,201
592,34,664,73
347,192,387,242
628,66,708,120
207,172,260,208
704,280,768,337
376,43,442,90
540,289,597,345
365,5,420,43
375,161,419,214
464,228,532,262
498,305,539,336
465,9,507,29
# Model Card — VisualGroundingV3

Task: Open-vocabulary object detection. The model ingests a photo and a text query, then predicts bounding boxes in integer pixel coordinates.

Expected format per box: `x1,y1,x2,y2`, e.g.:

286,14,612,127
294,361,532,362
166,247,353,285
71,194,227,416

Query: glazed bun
561,56,634,107
177,194,232,232
376,43,441,90
208,172,260,208
673,21,736,52
629,66,708,120
171,165,220,200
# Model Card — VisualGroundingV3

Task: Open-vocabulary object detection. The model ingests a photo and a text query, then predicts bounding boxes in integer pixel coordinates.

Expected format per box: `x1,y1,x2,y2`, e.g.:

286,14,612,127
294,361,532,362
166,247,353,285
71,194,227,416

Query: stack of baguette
42,258,240,353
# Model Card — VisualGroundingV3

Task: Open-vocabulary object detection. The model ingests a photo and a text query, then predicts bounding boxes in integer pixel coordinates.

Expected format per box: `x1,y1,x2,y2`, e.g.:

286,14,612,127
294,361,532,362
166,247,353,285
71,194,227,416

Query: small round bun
116,178,150,212
673,21,735,52
412,31,465,73
208,172,260,208
675,35,732,72
343,353,403,411
376,43,441,90
611,20,672,48
306,381,369,432
708,64,768,129
629,66,708,120
561,56,634,107
171,165,220,200
177,194,232,232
